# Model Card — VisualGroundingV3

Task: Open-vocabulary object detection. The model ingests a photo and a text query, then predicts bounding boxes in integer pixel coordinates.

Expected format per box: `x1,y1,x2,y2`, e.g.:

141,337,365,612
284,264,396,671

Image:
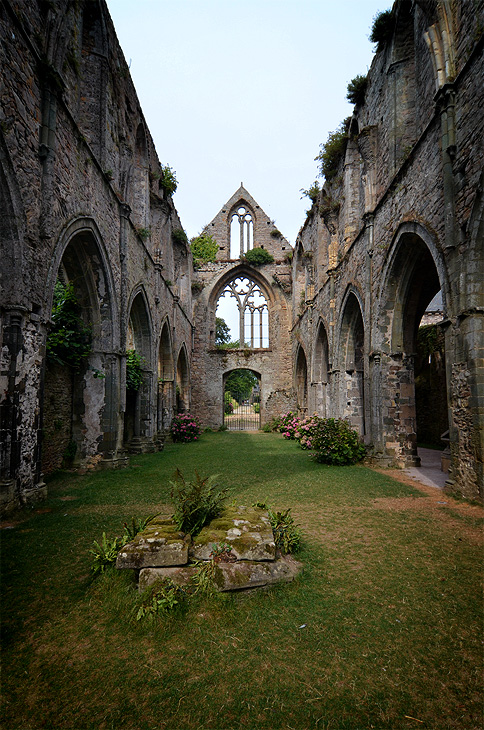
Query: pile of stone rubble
116,504,302,592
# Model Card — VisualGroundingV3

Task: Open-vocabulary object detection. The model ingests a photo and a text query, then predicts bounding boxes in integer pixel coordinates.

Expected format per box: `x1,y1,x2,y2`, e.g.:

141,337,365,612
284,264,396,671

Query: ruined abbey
1,0,483,511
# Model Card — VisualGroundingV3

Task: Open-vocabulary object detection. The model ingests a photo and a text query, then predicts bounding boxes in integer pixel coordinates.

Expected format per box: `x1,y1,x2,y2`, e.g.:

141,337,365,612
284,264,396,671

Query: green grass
1,432,482,730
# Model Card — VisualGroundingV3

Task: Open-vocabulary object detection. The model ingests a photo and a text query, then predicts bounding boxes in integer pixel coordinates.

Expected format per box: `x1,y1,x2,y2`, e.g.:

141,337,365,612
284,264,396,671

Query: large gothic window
216,276,269,349
230,205,254,258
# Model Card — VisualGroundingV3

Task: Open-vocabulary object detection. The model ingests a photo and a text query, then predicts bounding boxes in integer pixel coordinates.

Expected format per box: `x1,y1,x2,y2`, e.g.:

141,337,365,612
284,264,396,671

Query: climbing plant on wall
126,350,144,391
46,280,92,369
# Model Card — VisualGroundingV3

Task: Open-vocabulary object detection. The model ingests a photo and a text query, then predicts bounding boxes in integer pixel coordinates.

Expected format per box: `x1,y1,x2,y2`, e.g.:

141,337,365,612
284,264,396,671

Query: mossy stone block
116,518,191,569
190,505,275,561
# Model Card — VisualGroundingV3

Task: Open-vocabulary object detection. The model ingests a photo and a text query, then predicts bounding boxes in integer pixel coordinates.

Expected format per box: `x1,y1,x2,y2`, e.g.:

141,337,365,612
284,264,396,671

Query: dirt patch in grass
371,468,483,542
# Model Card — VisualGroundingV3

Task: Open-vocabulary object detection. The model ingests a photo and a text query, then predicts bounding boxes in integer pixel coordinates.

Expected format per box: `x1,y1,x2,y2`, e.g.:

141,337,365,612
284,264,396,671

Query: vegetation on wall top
172,228,189,246
300,181,321,204
46,281,92,370
191,234,219,268
346,74,368,106
242,247,274,265
316,119,350,182
160,165,178,196
370,9,394,51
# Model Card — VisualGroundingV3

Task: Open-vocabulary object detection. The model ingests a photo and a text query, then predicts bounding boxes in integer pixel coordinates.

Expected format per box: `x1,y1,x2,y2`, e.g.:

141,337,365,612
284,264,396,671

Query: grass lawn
1,431,482,730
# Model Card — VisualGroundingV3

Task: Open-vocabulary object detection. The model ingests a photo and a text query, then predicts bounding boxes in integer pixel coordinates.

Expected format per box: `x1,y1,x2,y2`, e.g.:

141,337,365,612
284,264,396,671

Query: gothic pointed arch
295,344,308,414
176,344,190,413
337,289,366,435
211,265,273,350
229,199,256,258
376,222,450,466
42,218,118,472
313,319,330,417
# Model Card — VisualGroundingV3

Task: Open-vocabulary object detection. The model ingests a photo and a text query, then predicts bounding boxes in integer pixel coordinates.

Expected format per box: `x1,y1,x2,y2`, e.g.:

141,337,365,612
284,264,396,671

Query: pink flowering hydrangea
170,413,201,443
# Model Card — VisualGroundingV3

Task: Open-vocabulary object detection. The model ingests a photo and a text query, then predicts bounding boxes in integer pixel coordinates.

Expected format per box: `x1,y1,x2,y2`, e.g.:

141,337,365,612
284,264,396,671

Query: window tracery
216,276,269,349
230,205,254,258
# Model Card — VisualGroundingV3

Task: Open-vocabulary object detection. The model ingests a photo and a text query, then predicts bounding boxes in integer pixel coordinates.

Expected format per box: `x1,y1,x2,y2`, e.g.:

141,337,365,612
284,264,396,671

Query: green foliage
190,234,219,267
136,227,151,241
89,532,121,576
191,281,204,294
347,74,368,106
316,122,349,181
191,560,217,595
300,181,321,203
311,418,366,465
253,503,301,554
253,403,260,414
122,514,157,543
135,578,185,621
215,317,231,346
270,229,282,238
172,228,189,245
224,369,259,402
370,9,394,51
262,416,282,433
170,470,229,536
126,350,143,391
417,324,445,359
160,165,178,195
46,281,92,369
242,247,274,266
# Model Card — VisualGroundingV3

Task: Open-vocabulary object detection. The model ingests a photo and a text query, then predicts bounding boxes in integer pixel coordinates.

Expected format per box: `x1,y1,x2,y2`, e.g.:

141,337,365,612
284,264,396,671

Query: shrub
316,120,349,181
126,350,143,391
311,418,366,465
46,280,92,369
160,164,178,195
253,403,260,414
278,412,303,440
191,234,218,267
346,74,368,106
242,247,274,266
369,9,394,51
293,414,325,450
170,469,229,536
170,413,201,443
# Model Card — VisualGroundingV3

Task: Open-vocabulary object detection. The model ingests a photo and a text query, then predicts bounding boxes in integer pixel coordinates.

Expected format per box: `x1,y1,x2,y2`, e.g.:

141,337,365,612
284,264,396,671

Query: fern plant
170,470,229,536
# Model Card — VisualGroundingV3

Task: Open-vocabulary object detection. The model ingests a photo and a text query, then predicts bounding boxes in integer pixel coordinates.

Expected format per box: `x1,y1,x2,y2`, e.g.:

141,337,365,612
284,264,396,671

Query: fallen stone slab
139,554,302,593
116,517,190,569
190,505,276,562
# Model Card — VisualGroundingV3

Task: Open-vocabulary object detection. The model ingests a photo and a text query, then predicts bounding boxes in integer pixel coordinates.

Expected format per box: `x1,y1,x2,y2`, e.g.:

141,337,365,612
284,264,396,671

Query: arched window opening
313,322,329,417
124,292,152,447
415,289,448,451
295,347,308,414
157,322,174,433
230,205,254,258
340,294,365,436
223,369,261,430
176,347,190,413
215,276,269,349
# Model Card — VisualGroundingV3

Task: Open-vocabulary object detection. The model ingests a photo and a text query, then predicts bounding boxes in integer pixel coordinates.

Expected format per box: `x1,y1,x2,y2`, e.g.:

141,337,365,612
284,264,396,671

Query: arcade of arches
1,0,483,513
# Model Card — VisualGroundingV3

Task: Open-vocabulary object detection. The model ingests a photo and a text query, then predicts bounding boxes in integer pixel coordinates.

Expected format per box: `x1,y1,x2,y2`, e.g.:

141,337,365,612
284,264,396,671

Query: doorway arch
223,369,261,430
295,345,308,415
378,224,449,465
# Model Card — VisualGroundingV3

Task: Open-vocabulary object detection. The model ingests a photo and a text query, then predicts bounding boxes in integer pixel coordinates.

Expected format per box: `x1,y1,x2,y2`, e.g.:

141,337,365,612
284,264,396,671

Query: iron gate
223,390,261,430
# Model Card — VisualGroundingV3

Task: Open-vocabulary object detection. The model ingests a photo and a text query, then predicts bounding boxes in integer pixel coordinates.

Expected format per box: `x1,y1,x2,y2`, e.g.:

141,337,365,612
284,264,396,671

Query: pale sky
107,0,387,246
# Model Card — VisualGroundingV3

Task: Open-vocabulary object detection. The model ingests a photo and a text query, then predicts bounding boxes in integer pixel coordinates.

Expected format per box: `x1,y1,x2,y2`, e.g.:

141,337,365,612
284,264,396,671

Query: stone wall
0,0,193,512
294,0,484,499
